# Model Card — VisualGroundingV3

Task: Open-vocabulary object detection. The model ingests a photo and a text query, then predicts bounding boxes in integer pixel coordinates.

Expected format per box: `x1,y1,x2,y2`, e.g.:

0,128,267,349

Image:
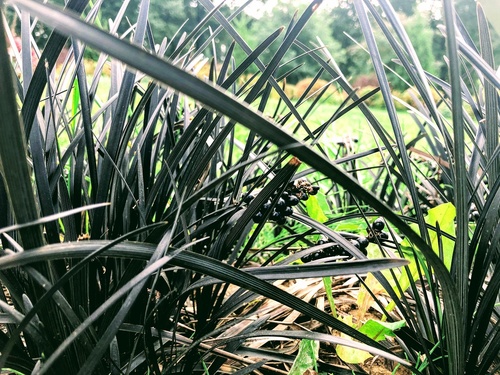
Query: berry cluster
300,217,392,263
287,178,320,201
251,192,298,225
301,236,369,263
367,217,389,243
244,179,320,225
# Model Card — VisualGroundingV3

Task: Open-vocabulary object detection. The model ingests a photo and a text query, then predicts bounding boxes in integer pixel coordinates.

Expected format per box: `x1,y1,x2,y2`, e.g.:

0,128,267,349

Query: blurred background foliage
6,0,498,93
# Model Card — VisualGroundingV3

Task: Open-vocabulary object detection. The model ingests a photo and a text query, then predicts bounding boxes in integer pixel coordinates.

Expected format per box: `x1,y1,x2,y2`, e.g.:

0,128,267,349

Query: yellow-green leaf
400,203,455,269
385,203,456,311
336,316,372,364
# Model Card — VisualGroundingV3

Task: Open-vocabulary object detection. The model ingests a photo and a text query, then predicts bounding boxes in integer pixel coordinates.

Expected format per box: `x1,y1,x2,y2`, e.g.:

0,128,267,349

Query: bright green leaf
288,339,319,375
358,319,406,342
70,78,80,134
425,202,456,270
305,195,328,223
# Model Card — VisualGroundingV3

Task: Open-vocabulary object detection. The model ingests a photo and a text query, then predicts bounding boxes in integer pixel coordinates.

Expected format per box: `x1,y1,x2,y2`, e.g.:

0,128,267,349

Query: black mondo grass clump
0,0,498,374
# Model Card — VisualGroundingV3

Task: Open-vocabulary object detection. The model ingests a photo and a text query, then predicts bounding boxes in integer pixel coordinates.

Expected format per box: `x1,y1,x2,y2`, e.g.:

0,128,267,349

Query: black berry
282,206,293,216
276,216,287,225
310,186,320,195
270,210,281,220
253,211,264,222
276,197,286,209
243,194,254,203
287,195,300,206
372,218,385,231
262,200,272,211
358,236,369,249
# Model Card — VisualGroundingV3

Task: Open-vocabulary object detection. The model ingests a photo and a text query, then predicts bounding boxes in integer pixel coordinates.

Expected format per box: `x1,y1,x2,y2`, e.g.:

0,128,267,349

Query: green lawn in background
92,73,416,152
235,96,418,153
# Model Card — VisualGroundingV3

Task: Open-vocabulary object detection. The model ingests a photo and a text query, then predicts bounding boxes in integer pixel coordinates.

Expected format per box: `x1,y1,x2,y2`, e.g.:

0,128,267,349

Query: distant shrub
352,73,379,88
284,83,296,99
267,84,295,101
356,85,385,108
400,87,442,107
391,90,407,110
84,58,111,77
323,89,348,105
